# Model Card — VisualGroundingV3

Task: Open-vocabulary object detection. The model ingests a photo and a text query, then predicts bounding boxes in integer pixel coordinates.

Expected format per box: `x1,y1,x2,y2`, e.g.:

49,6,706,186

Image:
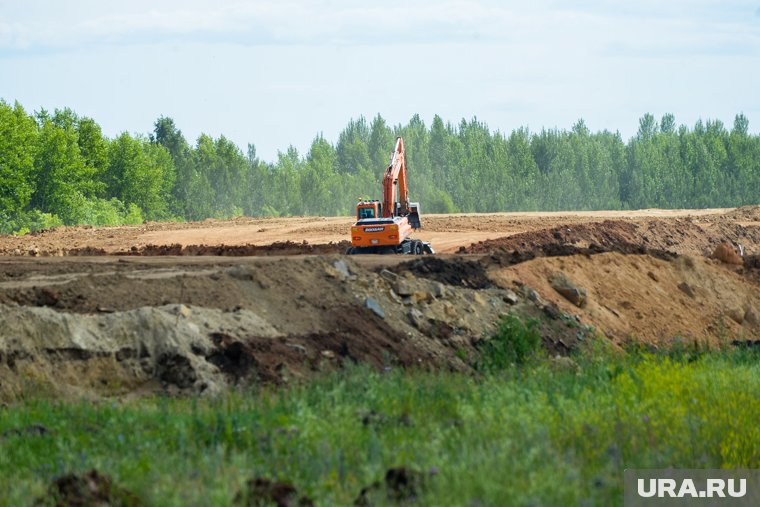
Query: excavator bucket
408,202,422,229
408,212,421,229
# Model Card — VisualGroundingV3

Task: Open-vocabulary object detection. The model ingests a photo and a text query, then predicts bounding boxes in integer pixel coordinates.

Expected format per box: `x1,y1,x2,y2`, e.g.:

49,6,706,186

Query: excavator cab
356,200,382,221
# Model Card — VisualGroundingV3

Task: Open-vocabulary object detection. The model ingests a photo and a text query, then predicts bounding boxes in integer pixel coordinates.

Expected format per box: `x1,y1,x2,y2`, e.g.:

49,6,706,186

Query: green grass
2,346,760,506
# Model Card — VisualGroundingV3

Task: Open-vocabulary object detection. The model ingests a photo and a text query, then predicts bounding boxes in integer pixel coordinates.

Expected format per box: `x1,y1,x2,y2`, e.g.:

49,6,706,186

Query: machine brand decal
364,227,385,232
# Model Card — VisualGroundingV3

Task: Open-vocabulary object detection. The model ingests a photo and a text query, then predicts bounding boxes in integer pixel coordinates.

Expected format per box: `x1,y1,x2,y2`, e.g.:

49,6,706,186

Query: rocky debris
549,272,587,308
354,467,434,506
407,308,426,329
174,304,192,319
379,269,398,282
394,279,414,297
410,291,432,304
711,243,743,265
388,290,402,304
234,477,314,507
364,298,385,319
325,259,356,281
43,469,142,507
523,286,545,306
677,282,695,298
431,282,446,298
542,303,564,320
332,259,352,280
503,289,519,305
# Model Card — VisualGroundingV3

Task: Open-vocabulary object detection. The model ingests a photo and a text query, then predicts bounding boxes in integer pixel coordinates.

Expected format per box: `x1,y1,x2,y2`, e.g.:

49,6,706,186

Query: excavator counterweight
346,137,434,255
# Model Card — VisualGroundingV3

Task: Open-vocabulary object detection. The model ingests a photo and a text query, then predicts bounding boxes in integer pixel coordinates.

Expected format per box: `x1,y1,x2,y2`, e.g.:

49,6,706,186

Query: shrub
0,210,63,235
123,203,144,225
477,314,542,370
73,198,144,227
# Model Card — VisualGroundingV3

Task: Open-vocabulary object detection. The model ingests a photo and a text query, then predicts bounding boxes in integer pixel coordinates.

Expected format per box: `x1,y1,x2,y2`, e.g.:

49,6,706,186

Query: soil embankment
2,207,760,398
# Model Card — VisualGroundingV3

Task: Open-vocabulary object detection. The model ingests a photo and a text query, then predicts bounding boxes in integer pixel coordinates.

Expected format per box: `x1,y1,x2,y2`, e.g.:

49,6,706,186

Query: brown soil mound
462,217,760,256
462,220,641,254
490,252,760,347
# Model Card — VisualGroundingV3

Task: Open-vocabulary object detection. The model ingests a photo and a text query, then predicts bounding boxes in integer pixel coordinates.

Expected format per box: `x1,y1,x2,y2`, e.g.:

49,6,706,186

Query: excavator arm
382,137,409,218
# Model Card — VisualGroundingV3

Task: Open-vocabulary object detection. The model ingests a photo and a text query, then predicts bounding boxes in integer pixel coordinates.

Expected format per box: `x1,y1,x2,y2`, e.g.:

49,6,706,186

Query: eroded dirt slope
490,253,760,347
0,256,522,399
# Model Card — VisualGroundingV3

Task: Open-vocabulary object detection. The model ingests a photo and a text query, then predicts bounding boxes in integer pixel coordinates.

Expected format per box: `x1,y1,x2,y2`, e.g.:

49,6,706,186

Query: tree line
1,99,758,234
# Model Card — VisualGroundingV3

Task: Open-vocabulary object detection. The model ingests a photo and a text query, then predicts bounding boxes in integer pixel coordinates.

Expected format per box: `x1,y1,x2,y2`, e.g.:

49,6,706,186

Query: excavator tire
346,247,356,255
413,240,423,255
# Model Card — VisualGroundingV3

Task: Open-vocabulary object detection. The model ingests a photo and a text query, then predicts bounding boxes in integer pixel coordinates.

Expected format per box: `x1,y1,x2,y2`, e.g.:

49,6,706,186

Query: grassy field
2,343,760,506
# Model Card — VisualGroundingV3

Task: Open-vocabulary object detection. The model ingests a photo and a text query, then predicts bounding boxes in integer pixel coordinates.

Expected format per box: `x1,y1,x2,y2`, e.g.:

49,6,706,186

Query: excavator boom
382,137,409,218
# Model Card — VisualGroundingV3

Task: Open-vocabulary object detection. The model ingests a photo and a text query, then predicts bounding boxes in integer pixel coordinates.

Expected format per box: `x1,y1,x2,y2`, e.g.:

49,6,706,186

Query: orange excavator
346,137,434,255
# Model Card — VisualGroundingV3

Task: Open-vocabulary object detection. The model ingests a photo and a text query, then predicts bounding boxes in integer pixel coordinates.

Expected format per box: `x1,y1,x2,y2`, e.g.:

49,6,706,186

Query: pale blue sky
1,0,759,161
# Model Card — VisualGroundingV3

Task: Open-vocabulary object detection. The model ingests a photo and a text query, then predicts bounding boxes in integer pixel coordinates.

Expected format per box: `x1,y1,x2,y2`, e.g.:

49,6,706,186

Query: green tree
336,117,371,174
153,116,192,217
107,133,174,220
368,114,394,178
0,101,38,217
31,116,91,223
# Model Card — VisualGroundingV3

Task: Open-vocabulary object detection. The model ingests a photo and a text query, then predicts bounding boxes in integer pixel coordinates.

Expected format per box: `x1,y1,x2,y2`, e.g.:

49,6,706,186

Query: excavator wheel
345,247,356,255
413,240,423,255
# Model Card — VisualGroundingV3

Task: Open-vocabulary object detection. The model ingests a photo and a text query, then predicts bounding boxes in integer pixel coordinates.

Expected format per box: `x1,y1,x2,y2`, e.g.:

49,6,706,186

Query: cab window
358,207,375,219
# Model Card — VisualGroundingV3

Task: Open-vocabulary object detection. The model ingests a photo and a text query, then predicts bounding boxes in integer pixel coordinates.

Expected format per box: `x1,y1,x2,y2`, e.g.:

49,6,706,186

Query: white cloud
1,0,755,60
